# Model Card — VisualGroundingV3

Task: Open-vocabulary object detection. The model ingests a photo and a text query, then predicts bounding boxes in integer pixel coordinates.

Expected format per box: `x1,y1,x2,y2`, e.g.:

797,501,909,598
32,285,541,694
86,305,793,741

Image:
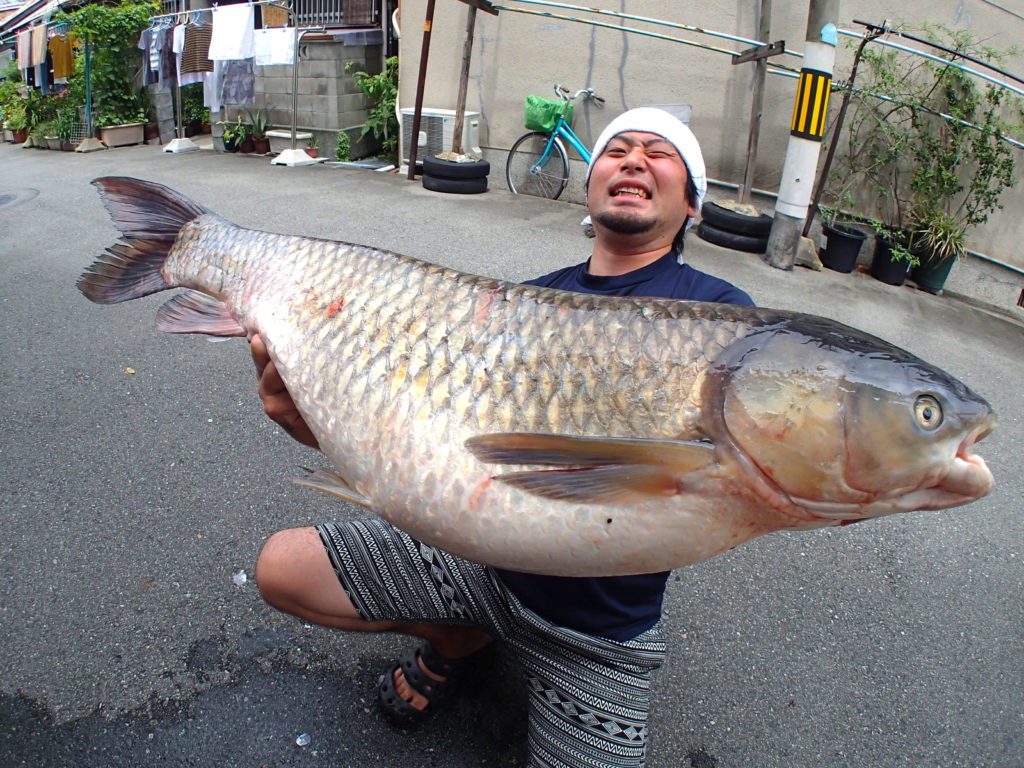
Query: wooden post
450,4,477,155
406,0,437,179
738,0,772,204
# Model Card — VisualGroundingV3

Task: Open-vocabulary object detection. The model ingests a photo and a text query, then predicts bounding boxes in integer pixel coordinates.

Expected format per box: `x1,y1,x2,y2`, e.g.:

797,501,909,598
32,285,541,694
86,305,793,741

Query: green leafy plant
244,109,268,139
182,83,209,127
54,2,157,127
335,129,351,161
306,133,319,149
345,56,398,162
218,116,250,146
823,25,1023,266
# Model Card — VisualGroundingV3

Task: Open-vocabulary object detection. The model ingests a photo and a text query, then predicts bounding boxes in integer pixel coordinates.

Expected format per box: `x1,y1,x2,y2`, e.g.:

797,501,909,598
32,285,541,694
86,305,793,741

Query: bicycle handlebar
553,83,605,106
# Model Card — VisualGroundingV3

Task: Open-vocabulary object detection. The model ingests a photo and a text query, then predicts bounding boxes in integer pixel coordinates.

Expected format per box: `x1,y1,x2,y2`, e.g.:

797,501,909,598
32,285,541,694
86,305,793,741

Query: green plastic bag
524,95,570,132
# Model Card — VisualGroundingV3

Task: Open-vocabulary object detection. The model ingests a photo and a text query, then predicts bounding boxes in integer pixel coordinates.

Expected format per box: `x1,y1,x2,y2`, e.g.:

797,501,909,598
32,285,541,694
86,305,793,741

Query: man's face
587,131,697,244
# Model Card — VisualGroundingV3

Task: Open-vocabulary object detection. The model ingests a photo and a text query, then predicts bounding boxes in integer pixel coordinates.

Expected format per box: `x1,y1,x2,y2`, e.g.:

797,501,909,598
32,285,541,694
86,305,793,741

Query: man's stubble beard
592,209,657,236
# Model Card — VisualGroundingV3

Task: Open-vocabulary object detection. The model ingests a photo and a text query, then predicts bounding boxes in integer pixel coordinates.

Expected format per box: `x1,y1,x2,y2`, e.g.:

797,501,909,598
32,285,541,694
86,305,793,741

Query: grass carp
78,177,996,577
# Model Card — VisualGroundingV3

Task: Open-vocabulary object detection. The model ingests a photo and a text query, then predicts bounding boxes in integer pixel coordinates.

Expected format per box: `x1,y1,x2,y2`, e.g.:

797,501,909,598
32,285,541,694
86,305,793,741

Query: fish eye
914,395,943,430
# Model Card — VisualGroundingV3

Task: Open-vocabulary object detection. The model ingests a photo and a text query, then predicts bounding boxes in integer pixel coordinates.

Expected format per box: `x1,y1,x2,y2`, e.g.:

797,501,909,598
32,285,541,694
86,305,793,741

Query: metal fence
156,0,380,28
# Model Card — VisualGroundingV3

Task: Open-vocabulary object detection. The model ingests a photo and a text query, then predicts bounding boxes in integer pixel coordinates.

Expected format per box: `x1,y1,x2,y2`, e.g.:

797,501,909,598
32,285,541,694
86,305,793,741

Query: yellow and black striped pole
790,68,832,141
765,0,838,270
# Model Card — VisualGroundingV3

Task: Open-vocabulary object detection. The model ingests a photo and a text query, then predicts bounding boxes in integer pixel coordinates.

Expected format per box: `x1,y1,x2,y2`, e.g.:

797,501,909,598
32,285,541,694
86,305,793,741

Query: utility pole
763,0,839,269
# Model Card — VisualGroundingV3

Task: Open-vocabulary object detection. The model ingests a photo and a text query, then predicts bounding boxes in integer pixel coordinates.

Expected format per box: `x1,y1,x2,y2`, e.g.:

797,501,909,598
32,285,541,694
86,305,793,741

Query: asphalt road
1,141,1021,768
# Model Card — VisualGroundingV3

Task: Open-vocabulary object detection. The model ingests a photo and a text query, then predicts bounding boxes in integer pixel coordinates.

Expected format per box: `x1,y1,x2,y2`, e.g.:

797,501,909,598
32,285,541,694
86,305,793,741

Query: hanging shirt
181,22,214,75
17,30,32,71
208,3,255,60
220,59,255,105
253,27,294,66
48,35,74,80
174,23,206,86
30,25,48,68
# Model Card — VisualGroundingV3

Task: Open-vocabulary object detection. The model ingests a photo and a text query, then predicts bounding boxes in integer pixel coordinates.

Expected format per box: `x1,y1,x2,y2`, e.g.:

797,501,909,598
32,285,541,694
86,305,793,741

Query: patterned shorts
317,519,667,768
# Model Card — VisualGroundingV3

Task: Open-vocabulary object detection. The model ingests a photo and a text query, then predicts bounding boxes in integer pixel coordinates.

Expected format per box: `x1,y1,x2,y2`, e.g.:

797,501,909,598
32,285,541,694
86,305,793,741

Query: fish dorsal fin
293,468,372,509
465,433,716,505
156,290,246,337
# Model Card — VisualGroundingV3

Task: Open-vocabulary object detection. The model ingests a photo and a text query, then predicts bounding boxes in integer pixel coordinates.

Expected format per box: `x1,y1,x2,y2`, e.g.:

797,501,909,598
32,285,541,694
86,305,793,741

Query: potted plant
335,129,351,161
817,201,868,273
246,109,270,154
6,99,29,144
218,116,249,152
305,133,320,158
907,209,967,294
823,24,1022,289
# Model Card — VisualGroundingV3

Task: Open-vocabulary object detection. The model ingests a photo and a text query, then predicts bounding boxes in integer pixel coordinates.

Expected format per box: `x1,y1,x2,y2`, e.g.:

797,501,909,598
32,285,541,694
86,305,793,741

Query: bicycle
505,84,605,200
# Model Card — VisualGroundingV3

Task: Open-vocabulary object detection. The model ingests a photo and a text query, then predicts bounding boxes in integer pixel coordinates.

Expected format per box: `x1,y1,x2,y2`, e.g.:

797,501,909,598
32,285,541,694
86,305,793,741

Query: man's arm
250,333,321,450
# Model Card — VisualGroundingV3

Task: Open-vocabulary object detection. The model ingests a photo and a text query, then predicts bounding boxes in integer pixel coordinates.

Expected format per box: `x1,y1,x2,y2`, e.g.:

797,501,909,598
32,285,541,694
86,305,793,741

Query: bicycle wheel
505,131,570,200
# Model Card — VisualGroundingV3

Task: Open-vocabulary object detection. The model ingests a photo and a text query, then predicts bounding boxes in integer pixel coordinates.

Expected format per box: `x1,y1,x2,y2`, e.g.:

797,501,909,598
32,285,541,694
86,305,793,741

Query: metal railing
155,0,379,28
292,0,379,28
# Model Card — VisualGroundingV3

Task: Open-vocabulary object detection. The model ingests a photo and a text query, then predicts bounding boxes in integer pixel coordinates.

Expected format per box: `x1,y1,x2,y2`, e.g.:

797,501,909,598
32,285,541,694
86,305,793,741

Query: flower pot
252,137,271,154
869,234,910,286
222,137,240,153
99,122,144,147
305,147,319,158
13,128,28,144
46,137,62,150
239,137,255,153
911,255,957,295
820,223,867,273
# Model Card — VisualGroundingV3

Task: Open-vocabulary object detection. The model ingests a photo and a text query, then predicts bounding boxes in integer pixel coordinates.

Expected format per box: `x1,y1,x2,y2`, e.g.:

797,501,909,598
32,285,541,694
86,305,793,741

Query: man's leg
256,525,490,710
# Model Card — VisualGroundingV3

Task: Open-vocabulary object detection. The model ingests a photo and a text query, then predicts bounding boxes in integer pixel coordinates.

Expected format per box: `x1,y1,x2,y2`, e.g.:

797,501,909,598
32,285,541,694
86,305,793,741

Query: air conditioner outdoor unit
400,108,481,163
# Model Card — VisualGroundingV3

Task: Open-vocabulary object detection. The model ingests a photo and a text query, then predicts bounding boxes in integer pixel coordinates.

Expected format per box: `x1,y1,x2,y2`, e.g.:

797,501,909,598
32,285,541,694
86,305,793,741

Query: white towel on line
253,27,295,66
208,4,255,60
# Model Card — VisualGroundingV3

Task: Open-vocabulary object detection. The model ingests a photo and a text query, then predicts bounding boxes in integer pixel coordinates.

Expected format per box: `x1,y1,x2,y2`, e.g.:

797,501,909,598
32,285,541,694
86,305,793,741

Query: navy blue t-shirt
495,248,754,641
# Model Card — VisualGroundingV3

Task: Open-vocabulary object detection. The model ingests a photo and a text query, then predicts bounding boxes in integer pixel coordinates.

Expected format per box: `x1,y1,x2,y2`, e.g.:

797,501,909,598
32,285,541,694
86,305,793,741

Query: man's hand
250,333,321,450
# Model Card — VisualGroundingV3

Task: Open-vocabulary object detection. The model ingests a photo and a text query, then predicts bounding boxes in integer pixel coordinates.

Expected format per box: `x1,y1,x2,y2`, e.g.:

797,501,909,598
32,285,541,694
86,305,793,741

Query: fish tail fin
77,177,213,304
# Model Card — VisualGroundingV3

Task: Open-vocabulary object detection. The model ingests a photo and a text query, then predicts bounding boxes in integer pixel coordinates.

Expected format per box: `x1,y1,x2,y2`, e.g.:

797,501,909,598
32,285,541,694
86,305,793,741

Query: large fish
79,177,996,577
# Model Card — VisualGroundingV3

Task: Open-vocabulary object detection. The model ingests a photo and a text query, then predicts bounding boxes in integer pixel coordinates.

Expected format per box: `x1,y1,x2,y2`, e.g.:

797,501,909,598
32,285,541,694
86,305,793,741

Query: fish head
705,317,996,522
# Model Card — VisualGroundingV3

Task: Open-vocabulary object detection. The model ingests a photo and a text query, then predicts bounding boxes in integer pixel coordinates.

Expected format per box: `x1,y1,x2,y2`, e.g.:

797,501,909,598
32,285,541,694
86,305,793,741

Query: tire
422,155,490,179
697,221,769,253
505,131,569,200
421,173,488,195
700,200,773,237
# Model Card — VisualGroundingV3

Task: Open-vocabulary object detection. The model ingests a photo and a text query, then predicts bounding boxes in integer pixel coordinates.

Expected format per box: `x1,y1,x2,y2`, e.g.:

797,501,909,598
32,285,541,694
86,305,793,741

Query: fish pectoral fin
293,468,372,509
466,433,717,504
465,432,716,470
496,464,684,504
156,290,246,337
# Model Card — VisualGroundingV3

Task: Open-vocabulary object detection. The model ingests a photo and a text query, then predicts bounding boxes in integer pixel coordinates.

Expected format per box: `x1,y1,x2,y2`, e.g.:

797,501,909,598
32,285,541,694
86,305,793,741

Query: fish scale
79,177,997,577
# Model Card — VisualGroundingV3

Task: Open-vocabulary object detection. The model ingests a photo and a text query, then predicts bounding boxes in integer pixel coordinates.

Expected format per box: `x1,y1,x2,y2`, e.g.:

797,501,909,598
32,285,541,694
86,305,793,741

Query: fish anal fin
293,468,372,509
156,290,246,337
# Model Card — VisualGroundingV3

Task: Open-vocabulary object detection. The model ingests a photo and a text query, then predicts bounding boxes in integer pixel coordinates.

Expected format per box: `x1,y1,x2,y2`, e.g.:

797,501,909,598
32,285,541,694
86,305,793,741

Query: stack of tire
696,200,772,254
421,155,490,195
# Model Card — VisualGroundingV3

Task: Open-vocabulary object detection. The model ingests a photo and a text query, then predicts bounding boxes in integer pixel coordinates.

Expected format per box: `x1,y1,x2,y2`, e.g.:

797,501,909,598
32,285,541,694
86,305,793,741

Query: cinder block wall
247,34,383,157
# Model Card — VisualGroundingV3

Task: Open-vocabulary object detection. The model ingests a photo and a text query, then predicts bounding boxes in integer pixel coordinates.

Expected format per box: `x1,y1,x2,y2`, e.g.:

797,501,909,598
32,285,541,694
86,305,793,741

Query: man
252,107,753,767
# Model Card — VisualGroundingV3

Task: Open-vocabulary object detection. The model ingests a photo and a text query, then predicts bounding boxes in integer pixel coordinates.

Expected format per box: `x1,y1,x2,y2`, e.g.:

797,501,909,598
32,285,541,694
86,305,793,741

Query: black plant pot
869,234,910,286
820,222,867,273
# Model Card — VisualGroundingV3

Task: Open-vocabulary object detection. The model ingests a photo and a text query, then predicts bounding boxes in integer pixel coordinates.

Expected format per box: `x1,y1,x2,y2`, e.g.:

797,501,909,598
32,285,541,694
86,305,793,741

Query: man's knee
255,526,322,612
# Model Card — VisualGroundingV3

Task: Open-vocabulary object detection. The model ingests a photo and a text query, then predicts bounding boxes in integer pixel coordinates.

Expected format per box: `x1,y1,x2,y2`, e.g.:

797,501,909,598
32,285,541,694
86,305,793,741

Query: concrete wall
148,31,383,158
395,0,1024,309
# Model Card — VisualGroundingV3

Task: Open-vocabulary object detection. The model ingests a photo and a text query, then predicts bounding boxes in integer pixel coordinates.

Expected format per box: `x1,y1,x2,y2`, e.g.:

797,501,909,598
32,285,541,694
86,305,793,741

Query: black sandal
376,641,473,729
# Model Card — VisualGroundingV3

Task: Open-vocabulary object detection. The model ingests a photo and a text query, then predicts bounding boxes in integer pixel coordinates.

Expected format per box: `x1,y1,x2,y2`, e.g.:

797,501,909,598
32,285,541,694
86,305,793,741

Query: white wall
396,1,1024,269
